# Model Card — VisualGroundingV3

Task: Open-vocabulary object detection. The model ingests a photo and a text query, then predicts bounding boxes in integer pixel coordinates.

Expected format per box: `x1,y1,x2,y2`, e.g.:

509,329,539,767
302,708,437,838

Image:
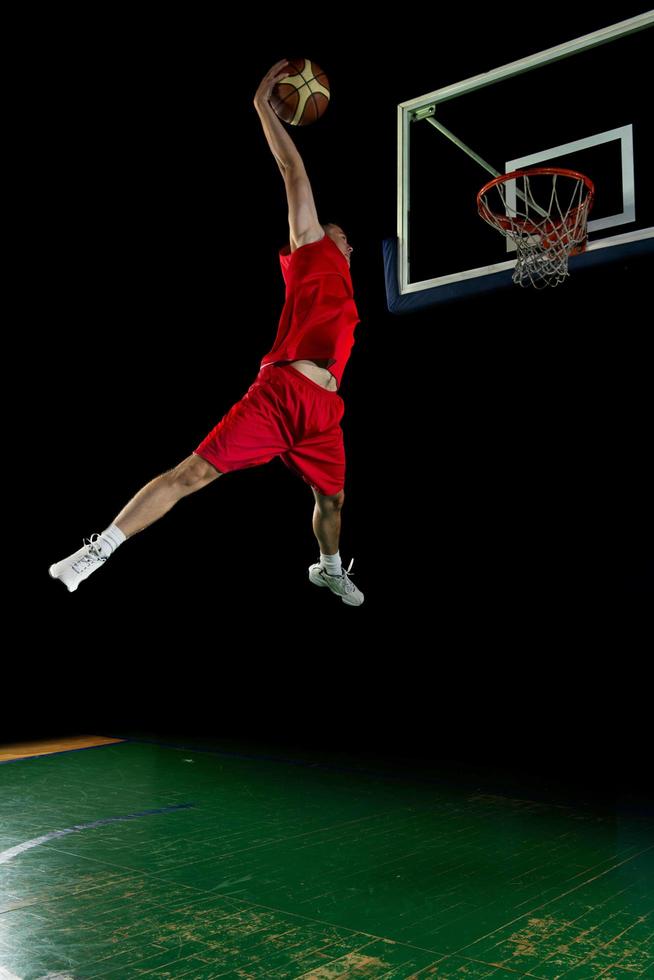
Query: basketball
270,58,330,126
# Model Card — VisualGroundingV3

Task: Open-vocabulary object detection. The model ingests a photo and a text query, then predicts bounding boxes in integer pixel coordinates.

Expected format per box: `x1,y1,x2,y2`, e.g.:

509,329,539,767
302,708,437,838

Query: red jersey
259,233,360,388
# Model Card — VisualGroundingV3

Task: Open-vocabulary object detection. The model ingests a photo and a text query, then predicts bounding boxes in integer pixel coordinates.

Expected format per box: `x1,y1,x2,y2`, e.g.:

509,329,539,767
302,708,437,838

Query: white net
478,168,594,288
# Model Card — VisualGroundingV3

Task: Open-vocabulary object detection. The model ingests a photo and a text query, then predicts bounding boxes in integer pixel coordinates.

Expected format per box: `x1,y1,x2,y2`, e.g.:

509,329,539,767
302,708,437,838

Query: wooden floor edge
0,735,126,762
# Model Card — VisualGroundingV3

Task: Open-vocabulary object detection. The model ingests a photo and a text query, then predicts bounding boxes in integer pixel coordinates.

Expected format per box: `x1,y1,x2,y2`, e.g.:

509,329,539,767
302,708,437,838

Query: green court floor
1,738,652,979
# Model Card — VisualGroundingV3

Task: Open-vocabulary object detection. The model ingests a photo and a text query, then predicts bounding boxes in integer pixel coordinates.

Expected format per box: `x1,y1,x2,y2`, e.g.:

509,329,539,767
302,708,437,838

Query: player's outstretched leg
49,454,222,592
308,488,364,606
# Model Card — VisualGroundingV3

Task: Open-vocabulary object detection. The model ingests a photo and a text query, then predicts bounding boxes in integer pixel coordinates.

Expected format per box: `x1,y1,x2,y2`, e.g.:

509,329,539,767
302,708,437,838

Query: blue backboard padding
383,236,654,313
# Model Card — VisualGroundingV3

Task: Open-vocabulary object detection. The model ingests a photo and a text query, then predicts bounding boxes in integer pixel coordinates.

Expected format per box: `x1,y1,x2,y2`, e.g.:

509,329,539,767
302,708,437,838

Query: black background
14,9,653,800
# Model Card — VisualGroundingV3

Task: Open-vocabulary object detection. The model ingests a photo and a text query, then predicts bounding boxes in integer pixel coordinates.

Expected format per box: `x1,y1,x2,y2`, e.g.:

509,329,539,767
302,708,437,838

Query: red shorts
193,363,346,497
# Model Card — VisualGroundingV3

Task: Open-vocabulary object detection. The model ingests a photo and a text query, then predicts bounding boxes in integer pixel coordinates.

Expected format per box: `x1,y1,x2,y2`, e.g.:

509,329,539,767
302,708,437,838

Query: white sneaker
308,557,364,606
49,534,111,592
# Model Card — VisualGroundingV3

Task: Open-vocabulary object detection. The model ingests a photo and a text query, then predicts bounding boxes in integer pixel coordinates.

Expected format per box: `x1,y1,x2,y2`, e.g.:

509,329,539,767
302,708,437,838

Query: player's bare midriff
289,359,339,391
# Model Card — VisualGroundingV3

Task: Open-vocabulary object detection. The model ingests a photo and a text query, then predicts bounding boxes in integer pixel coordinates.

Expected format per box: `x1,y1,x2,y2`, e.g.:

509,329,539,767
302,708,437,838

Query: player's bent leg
311,487,344,556
308,487,363,606
312,487,345,513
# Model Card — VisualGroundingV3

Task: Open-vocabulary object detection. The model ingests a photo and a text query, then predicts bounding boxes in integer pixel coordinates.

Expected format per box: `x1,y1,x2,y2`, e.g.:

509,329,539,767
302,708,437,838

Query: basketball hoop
477,167,595,288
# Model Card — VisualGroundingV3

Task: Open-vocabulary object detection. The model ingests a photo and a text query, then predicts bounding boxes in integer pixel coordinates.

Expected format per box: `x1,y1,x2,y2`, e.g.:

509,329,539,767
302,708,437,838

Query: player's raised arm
254,60,323,247
254,60,304,175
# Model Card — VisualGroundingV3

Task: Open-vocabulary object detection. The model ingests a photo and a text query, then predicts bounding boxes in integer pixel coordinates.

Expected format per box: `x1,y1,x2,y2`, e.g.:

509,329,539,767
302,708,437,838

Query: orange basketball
270,58,330,126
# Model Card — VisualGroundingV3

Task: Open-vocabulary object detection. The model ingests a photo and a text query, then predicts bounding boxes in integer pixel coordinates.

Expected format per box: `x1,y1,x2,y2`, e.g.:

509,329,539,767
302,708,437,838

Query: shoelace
325,557,357,594
72,533,108,572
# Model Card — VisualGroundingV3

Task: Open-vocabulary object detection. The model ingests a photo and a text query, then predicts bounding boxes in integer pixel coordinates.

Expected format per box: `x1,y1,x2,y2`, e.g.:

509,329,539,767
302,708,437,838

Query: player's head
322,223,353,266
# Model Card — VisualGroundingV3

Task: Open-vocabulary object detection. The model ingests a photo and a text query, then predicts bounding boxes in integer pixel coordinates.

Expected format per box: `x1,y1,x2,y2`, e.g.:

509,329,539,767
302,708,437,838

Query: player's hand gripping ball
270,58,330,126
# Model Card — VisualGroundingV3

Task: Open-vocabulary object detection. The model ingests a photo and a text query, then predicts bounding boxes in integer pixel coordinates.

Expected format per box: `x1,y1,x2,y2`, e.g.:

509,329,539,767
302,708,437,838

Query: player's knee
313,487,345,511
172,453,223,489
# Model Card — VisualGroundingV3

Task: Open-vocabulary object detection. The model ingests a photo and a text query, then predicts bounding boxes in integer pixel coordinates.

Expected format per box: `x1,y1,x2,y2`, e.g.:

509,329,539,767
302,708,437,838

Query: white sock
320,551,342,576
97,523,127,557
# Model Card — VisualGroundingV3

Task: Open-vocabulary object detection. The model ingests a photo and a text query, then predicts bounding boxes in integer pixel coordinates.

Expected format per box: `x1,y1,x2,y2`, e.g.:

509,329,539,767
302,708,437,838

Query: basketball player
49,59,364,606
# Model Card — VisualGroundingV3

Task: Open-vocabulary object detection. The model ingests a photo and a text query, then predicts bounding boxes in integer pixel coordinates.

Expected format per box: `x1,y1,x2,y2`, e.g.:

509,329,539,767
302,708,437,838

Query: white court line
0,968,76,979
0,831,74,865
0,804,194,865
